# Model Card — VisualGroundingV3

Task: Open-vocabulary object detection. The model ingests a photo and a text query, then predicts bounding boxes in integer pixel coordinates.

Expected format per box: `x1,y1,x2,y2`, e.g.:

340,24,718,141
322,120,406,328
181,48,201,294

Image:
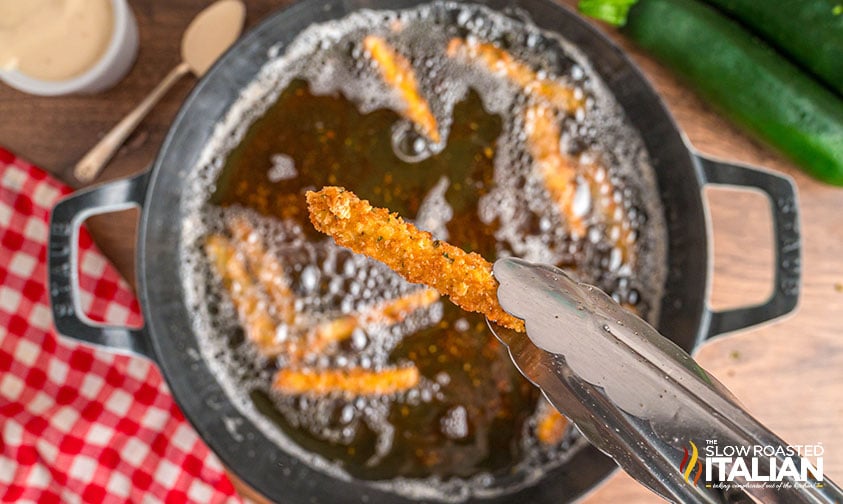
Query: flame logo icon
679,440,703,486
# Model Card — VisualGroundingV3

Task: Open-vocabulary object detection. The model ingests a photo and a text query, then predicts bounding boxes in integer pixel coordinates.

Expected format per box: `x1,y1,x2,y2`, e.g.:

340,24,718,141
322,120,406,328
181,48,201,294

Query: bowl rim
0,0,135,96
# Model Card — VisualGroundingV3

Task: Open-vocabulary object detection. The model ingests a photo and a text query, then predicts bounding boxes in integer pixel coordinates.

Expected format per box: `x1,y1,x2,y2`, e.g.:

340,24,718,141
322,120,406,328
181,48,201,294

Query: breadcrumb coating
447,38,585,114
228,216,297,325
524,103,586,235
204,234,282,355
535,402,569,445
581,156,637,269
306,186,525,332
305,288,440,354
364,35,440,143
525,105,636,268
207,219,440,364
273,366,420,396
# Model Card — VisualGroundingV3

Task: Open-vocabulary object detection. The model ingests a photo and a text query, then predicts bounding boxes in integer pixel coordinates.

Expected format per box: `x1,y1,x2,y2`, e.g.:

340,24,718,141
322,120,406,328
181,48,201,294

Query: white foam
415,175,453,240
268,153,297,182
179,2,667,501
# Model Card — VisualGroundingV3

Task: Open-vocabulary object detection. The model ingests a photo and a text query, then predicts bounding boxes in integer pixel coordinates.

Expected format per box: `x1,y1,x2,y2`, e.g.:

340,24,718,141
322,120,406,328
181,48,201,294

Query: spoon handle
74,61,191,183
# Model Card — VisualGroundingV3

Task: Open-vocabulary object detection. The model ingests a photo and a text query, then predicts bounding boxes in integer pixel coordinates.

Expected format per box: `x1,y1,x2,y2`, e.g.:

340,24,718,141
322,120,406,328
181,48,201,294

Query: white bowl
0,0,139,96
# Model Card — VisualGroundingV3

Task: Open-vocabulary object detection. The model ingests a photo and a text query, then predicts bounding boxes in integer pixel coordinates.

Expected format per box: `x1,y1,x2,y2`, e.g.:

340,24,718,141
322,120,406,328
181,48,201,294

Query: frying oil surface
181,2,666,500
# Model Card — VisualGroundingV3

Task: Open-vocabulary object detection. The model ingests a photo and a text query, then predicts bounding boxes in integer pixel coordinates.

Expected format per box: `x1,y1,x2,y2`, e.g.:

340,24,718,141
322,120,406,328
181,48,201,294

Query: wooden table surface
1,1,841,502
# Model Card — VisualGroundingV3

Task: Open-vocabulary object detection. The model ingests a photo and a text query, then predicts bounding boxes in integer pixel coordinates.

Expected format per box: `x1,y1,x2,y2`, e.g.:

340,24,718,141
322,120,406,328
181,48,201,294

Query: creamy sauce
0,0,114,81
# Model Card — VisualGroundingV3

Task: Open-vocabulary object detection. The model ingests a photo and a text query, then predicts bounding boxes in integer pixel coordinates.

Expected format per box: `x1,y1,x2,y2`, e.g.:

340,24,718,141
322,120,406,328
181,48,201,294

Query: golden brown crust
581,157,637,269
524,103,586,235
447,38,635,261
204,234,282,355
304,288,440,355
208,218,441,363
273,366,420,396
360,288,440,326
364,35,440,143
306,186,525,332
525,105,636,268
447,38,585,114
535,402,569,445
304,316,359,355
228,216,298,325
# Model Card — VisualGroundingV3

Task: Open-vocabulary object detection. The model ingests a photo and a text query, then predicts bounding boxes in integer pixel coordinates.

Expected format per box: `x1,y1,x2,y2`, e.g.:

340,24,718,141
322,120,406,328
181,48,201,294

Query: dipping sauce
0,0,114,81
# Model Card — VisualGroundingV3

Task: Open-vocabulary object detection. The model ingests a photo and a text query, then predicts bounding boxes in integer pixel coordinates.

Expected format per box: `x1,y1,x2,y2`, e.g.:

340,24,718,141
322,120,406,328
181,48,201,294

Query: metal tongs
487,258,843,504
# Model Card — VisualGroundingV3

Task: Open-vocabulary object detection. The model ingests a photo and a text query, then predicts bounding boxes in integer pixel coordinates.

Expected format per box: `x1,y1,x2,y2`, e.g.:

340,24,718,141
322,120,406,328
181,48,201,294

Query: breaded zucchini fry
581,157,636,270
524,104,586,236
305,288,440,354
360,288,440,326
447,38,585,114
205,234,282,355
535,400,570,445
306,316,359,354
525,105,635,267
228,216,297,325
279,289,440,362
306,187,525,332
274,366,420,396
364,35,440,143
214,216,440,362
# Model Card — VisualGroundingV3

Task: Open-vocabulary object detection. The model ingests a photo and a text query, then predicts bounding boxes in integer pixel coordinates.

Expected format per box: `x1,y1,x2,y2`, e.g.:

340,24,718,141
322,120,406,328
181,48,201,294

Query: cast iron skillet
48,0,800,502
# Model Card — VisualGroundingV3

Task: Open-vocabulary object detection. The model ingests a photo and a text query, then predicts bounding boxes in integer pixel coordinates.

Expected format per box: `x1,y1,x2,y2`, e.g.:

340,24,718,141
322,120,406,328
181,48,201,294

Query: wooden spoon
74,0,246,183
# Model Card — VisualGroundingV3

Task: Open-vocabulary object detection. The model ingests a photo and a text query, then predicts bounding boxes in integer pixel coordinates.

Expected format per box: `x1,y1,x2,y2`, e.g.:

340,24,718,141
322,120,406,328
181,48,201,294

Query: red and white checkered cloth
0,148,241,503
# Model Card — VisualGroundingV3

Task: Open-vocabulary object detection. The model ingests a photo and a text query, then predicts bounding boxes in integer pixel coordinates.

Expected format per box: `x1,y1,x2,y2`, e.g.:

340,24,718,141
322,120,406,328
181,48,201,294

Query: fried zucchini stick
582,158,637,269
525,105,636,267
228,216,297,325
306,187,525,332
205,235,282,355
220,217,440,361
535,401,570,445
305,288,440,354
364,35,440,143
359,288,440,326
274,366,420,396
447,38,585,114
524,104,586,236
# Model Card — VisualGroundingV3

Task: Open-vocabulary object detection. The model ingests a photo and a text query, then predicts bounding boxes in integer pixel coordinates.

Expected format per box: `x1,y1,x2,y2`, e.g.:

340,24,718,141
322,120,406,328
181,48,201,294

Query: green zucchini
701,0,843,96
579,0,843,186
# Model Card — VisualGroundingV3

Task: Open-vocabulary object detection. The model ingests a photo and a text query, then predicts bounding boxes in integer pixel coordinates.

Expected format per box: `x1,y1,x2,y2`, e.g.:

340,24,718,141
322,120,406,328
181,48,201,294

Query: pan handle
48,171,154,361
696,154,800,341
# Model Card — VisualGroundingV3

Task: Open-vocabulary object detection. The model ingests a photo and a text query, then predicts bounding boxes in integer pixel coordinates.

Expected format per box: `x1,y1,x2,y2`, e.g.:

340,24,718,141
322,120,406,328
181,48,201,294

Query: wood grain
2,0,840,502
0,0,281,288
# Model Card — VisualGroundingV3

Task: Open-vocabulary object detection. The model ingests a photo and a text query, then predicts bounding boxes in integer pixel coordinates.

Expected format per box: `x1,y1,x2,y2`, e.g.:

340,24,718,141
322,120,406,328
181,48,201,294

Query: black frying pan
48,0,800,502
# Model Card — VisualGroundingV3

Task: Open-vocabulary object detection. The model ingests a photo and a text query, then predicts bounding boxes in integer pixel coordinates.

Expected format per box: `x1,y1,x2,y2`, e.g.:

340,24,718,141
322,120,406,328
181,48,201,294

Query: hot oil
213,79,503,258
181,2,667,500
211,80,539,480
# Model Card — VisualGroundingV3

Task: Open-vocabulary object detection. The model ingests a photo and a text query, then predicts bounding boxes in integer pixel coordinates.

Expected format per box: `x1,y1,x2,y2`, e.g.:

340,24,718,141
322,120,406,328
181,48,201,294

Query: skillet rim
137,0,708,501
